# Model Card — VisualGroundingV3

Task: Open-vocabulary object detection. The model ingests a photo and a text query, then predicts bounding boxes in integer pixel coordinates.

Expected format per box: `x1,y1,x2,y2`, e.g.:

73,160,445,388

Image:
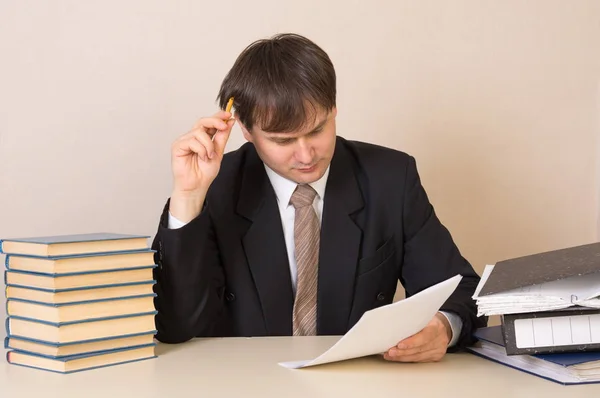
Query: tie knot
290,184,317,208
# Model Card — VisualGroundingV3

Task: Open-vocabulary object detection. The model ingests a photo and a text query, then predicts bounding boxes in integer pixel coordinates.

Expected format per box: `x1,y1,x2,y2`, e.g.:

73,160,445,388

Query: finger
175,136,208,162
177,124,216,145
213,119,235,156
189,137,210,162
388,339,437,357
219,110,233,124
192,116,229,134
176,127,207,143
396,326,437,350
192,131,216,159
192,111,232,130
214,109,232,121
383,347,446,363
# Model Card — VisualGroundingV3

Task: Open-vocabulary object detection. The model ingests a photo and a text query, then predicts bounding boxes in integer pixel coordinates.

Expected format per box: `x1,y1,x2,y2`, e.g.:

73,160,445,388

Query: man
151,33,486,362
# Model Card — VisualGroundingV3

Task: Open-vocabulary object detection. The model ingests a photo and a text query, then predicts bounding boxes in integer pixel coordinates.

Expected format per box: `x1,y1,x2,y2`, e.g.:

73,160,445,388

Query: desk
1,336,596,397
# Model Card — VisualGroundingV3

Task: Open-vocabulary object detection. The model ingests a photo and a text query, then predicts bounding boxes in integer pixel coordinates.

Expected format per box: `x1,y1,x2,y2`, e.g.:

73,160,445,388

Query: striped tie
290,184,319,336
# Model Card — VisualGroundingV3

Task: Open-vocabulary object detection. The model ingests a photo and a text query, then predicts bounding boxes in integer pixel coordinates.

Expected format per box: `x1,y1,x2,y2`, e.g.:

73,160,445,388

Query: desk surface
1,336,597,398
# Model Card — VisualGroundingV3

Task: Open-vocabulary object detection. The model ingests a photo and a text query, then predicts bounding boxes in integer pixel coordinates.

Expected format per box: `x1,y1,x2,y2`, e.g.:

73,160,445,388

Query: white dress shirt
168,164,462,346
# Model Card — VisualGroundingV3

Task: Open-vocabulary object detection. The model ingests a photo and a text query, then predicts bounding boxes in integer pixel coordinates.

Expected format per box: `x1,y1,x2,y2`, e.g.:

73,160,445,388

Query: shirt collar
264,164,330,207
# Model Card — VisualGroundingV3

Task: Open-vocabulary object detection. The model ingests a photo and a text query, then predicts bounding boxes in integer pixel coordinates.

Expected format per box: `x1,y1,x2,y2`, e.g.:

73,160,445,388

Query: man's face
239,107,337,184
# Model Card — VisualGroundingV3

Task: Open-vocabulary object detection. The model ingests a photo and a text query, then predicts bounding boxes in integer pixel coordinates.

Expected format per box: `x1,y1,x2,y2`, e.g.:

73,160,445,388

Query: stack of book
468,325,600,385
469,242,600,384
1,233,158,373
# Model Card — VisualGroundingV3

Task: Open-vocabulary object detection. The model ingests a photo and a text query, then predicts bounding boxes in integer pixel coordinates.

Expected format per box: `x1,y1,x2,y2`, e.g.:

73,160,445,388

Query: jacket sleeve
151,199,226,344
400,155,487,349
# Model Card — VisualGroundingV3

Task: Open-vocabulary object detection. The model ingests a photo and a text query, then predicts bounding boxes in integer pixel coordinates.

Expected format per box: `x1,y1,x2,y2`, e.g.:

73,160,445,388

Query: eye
272,138,294,145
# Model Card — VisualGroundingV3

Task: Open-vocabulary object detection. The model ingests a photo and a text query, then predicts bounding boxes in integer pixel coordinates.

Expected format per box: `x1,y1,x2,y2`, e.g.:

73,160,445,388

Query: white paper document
473,264,600,316
278,274,462,369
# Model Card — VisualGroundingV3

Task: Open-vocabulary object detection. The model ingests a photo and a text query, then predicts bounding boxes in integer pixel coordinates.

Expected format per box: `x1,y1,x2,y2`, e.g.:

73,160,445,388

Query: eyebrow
307,118,327,134
266,117,327,137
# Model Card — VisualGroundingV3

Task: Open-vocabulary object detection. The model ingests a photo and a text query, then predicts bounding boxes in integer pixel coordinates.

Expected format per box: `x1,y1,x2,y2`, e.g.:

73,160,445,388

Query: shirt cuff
168,212,188,229
439,311,463,347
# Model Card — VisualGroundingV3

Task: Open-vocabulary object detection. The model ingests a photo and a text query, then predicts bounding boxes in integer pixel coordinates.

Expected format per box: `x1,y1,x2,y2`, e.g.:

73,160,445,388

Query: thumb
213,119,234,156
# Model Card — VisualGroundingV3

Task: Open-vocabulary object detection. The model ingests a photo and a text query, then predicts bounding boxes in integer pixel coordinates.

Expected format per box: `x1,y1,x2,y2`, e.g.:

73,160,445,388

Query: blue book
5,331,156,359
5,281,156,305
467,326,600,385
7,294,157,325
4,265,157,291
6,312,157,345
4,249,156,275
6,343,157,373
0,233,150,257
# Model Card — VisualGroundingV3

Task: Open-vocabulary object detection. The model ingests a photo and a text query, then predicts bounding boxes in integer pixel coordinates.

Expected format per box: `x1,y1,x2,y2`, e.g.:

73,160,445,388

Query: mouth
295,163,318,173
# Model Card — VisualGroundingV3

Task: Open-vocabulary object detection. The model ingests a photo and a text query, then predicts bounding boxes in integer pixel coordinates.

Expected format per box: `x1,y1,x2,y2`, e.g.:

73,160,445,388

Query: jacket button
376,292,385,301
226,292,236,302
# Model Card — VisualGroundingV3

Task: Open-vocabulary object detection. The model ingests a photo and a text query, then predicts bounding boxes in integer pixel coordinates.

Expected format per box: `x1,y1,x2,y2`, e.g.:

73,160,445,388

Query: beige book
0,233,149,257
7,345,156,373
6,333,155,358
7,296,156,324
5,283,155,304
6,250,156,274
5,267,155,290
8,313,157,344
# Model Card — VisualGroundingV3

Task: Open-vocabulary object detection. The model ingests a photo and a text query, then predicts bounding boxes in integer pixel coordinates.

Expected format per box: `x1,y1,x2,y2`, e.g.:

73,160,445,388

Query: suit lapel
317,139,364,335
237,147,294,335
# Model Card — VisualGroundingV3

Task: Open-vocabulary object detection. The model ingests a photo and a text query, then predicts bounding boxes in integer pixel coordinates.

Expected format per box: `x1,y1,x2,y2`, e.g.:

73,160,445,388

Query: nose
294,139,314,165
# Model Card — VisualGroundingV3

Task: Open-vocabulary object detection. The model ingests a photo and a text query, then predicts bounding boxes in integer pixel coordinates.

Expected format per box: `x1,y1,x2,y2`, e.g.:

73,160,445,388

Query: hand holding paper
279,275,462,369
383,312,452,362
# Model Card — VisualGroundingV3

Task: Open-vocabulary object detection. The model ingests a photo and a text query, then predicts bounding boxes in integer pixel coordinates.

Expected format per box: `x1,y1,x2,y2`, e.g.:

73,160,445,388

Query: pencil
222,97,234,127
225,97,234,114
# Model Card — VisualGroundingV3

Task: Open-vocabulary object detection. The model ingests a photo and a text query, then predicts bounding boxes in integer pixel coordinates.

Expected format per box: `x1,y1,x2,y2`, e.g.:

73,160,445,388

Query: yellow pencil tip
226,97,234,113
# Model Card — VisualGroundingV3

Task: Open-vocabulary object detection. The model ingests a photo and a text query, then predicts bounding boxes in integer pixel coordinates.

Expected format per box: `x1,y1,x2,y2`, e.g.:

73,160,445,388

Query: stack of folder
1,233,158,373
467,325,600,385
472,242,600,355
469,242,600,384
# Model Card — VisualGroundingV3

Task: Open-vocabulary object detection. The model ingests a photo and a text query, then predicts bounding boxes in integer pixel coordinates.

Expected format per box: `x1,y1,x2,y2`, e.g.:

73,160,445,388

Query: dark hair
217,33,336,133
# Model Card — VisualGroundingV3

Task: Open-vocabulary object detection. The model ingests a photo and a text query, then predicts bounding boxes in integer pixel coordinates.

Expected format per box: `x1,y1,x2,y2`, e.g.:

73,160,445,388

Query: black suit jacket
151,136,486,348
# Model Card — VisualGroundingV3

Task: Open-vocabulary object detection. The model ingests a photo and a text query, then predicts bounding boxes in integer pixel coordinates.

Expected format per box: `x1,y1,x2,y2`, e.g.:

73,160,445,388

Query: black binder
478,241,600,297
501,307,600,355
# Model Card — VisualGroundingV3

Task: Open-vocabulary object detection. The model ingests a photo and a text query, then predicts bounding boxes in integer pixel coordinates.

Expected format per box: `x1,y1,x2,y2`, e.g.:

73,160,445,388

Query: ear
235,113,253,143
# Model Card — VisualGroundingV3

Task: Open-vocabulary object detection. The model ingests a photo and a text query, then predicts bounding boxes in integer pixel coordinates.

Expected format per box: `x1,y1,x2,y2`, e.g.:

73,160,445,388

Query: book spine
9,310,158,327
3,336,8,349
502,311,600,355
0,239,4,254
5,317,9,336
7,293,157,307
4,255,8,269
4,264,157,278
